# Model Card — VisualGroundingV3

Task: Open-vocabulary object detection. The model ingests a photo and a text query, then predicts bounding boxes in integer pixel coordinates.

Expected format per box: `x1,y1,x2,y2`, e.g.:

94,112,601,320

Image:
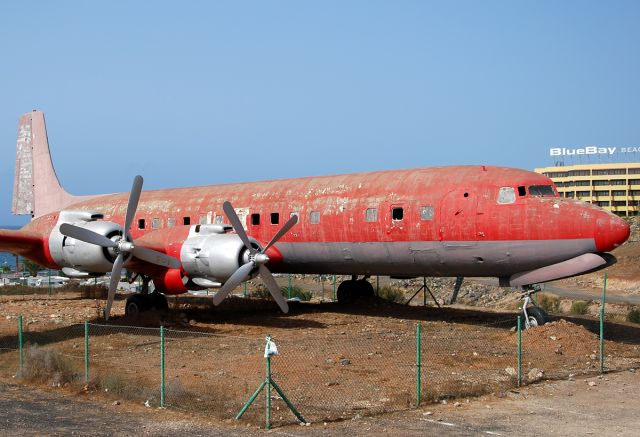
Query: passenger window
183,217,191,226
138,219,146,229
251,213,260,225
199,215,207,225
152,218,161,229
310,211,320,224
392,207,404,221
497,187,516,204
167,218,175,228
214,215,224,224
420,206,434,220
365,208,377,222
271,212,280,225
518,186,526,196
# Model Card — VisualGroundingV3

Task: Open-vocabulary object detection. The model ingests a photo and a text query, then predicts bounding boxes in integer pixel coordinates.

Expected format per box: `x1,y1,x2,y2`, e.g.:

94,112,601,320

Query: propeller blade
59,223,117,248
212,262,255,306
132,246,181,269
124,175,144,234
104,253,124,320
262,214,298,253
259,265,289,313
222,201,254,252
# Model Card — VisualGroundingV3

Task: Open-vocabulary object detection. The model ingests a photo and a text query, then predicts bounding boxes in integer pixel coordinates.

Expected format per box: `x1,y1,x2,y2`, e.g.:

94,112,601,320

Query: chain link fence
0,306,639,427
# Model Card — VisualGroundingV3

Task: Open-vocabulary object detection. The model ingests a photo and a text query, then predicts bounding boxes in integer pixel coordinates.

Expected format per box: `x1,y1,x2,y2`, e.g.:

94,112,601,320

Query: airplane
0,111,630,325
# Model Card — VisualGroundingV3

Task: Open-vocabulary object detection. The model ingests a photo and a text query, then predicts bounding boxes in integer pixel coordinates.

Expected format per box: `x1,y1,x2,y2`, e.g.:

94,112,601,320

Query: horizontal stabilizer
507,253,615,287
0,228,45,257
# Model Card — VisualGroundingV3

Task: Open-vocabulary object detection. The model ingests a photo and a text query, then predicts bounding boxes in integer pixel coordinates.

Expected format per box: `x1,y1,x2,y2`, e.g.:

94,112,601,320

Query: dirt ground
0,289,639,434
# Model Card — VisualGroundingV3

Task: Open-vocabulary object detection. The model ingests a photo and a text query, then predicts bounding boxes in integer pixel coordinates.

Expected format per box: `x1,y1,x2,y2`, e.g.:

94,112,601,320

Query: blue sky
0,1,639,226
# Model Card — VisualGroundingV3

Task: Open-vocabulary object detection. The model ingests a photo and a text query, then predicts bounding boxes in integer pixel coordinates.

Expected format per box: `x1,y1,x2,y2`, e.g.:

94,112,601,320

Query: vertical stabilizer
12,111,91,219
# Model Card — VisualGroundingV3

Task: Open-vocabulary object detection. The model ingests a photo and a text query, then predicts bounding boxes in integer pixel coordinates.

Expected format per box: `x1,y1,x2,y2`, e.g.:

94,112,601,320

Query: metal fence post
332,275,336,301
517,316,522,387
160,325,165,408
600,272,607,374
84,321,89,384
416,323,422,406
18,314,23,372
266,354,272,430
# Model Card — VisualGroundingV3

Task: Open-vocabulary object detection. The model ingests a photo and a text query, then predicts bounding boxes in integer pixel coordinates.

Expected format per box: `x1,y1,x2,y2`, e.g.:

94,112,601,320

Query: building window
420,206,434,220
138,219,146,229
629,179,640,185
568,170,591,177
270,212,280,225
593,190,610,196
610,179,626,185
497,187,516,204
152,218,161,230
576,191,590,197
593,169,626,175
630,190,640,196
564,192,575,198
628,168,640,174
251,213,260,225
365,208,377,222
592,180,609,186
612,201,627,206
612,190,626,196
392,207,404,221
310,211,320,224
596,201,610,207
574,180,590,186
167,218,175,228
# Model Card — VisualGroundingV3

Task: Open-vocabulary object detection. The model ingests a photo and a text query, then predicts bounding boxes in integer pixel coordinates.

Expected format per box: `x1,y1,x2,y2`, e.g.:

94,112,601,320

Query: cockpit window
497,187,516,204
529,185,555,197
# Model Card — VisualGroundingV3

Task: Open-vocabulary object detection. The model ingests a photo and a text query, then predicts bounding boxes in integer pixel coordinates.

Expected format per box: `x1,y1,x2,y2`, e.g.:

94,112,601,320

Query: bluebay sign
549,146,640,157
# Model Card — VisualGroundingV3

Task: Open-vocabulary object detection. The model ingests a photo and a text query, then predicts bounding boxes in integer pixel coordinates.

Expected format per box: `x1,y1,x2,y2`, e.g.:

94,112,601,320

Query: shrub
377,286,405,303
18,344,77,385
627,308,640,324
536,294,560,314
570,301,589,315
253,284,312,301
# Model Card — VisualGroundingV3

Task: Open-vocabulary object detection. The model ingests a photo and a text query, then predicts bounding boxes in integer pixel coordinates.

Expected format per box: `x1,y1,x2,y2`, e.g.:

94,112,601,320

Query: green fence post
332,275,337,301
266,349,272,430
517,316,522,387
84,321,89,384
18,314,23,372
416,323,422,406
600,272,607,374
243,282,247,297
160,326,165,408
287,274,292,299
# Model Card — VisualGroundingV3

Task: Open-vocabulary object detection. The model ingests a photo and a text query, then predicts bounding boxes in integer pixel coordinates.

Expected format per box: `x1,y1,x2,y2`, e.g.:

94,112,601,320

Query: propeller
211,201,297,313
59,175,181,320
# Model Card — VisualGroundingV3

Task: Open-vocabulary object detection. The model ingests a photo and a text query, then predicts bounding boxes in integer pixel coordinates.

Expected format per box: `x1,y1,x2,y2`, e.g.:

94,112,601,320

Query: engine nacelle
180,225,258,283
49,211,128,273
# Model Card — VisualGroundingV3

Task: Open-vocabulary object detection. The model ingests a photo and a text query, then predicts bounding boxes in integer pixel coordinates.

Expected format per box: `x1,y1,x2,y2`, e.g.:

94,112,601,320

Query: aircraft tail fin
12,111,89,219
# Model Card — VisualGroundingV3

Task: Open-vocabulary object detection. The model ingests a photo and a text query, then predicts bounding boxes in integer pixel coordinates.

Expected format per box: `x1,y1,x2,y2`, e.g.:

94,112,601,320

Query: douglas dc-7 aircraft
0,111,630,324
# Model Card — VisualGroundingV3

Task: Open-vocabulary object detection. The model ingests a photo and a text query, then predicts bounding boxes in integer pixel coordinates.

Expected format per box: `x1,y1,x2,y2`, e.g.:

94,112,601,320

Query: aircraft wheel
150,292,169,311
356,280,374,298
526,306,548,327
337,280,357,304
125,294,149,316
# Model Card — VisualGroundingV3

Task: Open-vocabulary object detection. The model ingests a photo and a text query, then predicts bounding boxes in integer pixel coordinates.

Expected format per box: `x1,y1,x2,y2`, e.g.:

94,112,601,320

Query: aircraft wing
0,228,45,255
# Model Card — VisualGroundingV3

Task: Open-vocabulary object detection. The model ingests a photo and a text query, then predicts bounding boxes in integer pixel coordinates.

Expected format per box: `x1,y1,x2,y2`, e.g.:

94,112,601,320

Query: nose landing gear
521,285,548,328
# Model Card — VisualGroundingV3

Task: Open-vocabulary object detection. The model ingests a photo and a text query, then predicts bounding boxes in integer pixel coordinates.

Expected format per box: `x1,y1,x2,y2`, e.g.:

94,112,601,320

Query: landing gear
336,277,374,304
124,276,169,317
521,285,548,328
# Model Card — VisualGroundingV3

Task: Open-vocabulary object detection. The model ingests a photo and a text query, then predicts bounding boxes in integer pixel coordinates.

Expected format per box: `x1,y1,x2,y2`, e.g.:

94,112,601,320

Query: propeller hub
118,240,135,253
253,253,270,265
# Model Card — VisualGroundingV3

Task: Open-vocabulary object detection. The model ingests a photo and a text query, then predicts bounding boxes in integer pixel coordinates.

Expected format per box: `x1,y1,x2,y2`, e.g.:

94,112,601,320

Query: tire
526,306,548,327
149,292,169,311
337,280,357,304
125,294,149,317
356,280,374,298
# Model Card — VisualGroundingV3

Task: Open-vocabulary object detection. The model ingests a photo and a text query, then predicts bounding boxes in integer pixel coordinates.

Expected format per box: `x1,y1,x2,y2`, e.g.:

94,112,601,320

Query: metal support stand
236,336,306,429
448,276,464,304
406,277,440,307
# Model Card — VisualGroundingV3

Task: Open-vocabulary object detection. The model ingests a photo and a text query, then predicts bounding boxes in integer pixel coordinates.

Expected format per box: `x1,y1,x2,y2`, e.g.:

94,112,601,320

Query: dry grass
18,344,78,386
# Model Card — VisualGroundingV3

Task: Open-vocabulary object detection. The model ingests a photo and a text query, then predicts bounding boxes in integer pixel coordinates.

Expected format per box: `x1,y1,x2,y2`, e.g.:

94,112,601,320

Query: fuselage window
271,212,280,225
518,186,526,196
199,215,207,225
392,207,404,221
152,218,161,230
251,213,260,225
214,215,224,225
167,218,175,228
310,211,320,224
183,217,191,226
497,187,516,204
365,208,377,222
529,185,555,197
138,219,146,229
420,205,434,220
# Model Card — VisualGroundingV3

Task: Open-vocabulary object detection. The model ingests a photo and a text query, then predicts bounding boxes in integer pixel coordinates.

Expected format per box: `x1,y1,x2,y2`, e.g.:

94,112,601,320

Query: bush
18,344,77,385
377,286,405,303
536,294,560,314
253,284,312,301
570,301,589,315
627,308,640,324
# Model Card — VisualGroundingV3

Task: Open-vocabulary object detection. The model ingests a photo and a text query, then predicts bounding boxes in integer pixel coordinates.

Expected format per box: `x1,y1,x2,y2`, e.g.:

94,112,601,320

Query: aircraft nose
594,212,630,252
